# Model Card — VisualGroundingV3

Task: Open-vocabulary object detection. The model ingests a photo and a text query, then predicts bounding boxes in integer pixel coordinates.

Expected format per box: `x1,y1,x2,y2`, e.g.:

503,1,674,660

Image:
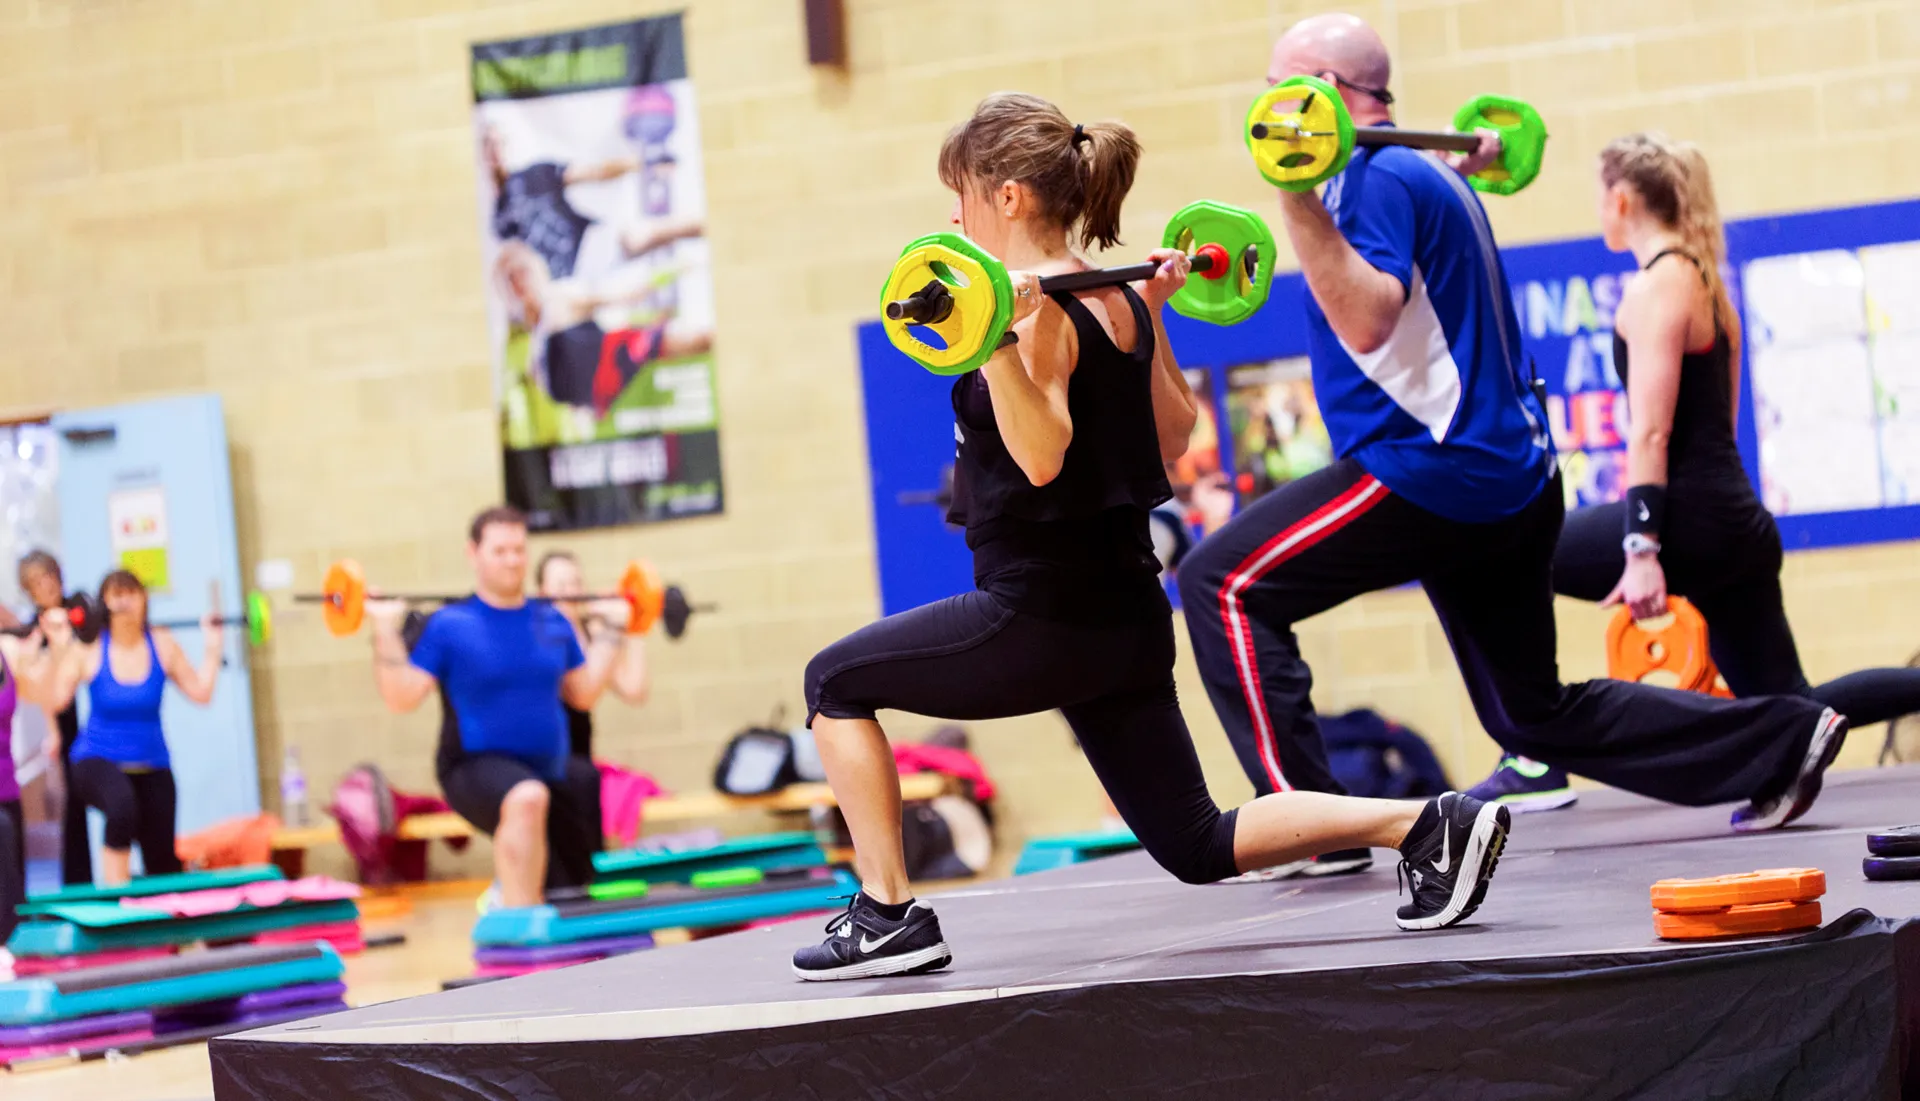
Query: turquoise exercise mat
592,831,825,884
18,866,285,917
8,899,360,957
1013,827,1141,876
0,942,343,1026
475,868,857,946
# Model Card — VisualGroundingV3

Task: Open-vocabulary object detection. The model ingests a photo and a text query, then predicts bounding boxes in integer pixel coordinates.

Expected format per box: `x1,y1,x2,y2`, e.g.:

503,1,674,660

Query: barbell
1245,75,1548,196
880,200,1278,375
1,590,273,648
295,559,713,640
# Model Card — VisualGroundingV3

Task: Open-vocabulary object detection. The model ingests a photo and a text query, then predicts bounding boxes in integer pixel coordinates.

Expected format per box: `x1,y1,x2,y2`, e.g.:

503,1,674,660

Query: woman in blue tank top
41,570,223,884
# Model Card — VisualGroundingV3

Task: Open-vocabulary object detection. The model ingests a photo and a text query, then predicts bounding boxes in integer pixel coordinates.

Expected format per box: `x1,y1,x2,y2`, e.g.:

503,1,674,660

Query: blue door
52,394,260,845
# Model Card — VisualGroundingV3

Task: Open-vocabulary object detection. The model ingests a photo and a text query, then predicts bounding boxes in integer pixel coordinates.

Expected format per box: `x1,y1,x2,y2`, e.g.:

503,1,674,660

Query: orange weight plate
1650,867,1825,914
1653,899,1821,940
1606,596,1715,692
321,559,367,637
621,560,665,635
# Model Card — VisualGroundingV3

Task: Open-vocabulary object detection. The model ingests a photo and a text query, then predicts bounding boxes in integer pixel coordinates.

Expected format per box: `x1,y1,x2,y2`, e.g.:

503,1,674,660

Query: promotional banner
472,13,722,530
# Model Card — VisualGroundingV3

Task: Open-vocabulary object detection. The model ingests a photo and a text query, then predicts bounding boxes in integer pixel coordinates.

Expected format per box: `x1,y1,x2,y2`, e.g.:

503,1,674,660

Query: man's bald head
1268,13,1393,123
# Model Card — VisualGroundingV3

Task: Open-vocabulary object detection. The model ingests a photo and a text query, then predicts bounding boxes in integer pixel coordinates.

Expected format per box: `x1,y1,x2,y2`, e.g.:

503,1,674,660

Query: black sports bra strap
1645,247,1707,285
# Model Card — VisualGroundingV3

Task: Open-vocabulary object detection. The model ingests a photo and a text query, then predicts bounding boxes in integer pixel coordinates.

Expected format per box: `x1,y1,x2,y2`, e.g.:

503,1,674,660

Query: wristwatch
1623,533,1662,558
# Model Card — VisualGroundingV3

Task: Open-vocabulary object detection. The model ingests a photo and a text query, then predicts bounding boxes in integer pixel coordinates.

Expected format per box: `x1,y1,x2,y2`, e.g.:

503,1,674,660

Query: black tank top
566,702,593,760
1611,250,1760,507
946,286,1173,623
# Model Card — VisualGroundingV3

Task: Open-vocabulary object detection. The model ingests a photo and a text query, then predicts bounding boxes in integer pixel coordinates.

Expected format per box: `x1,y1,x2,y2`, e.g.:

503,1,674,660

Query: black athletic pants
56,704,92,885
1557,500,1920,726
440,753,602,891
0,799,22,942
806,589,1241,885
1178,458,1826,805
69,757,183,875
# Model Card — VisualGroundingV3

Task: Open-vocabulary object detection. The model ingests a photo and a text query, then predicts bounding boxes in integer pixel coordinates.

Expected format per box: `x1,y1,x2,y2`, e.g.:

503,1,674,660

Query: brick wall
3,0,1915,857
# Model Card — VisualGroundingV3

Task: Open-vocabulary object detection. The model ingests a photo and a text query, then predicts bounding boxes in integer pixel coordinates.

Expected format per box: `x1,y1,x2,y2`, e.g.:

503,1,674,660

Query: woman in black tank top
793,93,1500,982
534,551,649,774
1477,134,1920,805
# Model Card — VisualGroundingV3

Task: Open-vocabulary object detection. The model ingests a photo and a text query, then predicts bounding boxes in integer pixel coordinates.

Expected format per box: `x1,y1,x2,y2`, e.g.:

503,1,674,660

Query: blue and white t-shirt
1306,140,1554,523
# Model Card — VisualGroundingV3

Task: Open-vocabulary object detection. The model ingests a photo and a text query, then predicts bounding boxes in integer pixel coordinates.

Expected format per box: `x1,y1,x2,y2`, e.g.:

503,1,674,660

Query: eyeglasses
1320,70,1394,106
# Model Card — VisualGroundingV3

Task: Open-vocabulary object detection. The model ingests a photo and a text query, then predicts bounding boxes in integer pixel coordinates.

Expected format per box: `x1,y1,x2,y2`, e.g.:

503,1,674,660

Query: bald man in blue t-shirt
370,506,632,908
1178,13,1849,882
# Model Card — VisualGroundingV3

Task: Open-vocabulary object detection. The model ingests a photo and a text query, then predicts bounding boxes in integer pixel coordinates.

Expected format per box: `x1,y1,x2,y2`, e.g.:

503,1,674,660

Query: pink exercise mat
11,946,176,975
121,876,361,917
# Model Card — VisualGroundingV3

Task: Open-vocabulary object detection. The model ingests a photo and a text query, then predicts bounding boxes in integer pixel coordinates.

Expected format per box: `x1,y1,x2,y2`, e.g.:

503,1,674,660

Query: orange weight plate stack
1649,868,1825,940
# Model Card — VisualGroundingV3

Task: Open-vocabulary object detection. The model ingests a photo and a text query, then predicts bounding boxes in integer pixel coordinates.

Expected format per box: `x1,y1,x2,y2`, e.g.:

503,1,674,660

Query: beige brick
298,204,387,260
1454,0,1569,53
117,340,207,393
322,25,423,84
1635,29,1751,94
1397,57,1519,119
1395,6,1454,66
1568,0,1702,36
1511,44,1637,108
189,100,294,159
1750,11,1875,79
1822,68,1920,135
155,280,248,334
227,44,329,99
202,210,298,270
1696,84,1822,151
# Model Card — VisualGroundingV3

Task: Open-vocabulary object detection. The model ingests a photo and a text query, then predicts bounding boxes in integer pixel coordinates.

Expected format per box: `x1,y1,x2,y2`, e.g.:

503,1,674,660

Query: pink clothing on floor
598,762,666,848
892,743,997,801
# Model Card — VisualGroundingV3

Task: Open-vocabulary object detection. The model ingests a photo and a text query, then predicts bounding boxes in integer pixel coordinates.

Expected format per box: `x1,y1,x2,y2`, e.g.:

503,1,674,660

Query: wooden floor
6,896,482,1101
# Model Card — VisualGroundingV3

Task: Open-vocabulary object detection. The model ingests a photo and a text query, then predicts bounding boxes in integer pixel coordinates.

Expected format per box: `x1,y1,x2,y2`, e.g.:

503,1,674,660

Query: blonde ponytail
1600,133,1737,353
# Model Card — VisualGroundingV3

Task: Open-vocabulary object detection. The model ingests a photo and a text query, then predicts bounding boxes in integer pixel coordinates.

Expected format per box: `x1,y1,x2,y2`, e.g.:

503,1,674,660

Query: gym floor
6,897,480,1101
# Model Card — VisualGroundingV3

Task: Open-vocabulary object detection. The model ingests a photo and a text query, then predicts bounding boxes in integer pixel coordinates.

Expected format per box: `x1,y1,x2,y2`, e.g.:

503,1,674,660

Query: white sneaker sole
1397,802,1510,932
1732,708,1847,833
791,942,953,982
1492,788,1577,813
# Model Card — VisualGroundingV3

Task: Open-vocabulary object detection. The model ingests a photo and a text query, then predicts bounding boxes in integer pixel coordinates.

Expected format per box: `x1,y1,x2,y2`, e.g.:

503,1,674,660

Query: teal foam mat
475,869,856,947
0,943,344,1026
593,832,824,884
8,899,359,957
19,866,284,917
1013,828,1141,876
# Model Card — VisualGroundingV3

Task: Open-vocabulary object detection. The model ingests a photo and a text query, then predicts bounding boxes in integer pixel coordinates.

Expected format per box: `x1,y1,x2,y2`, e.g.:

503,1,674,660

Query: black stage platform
213,768,1920,1100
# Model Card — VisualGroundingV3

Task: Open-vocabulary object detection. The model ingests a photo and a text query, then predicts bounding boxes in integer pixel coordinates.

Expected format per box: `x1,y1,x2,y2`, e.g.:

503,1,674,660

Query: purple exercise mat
0,1010,153,1047
227,1000,347,1029
472,934,653,967
158,982,350,1029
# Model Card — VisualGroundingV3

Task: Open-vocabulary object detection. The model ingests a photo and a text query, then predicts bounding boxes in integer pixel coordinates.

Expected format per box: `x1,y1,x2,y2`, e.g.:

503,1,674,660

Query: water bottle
281,745,309,828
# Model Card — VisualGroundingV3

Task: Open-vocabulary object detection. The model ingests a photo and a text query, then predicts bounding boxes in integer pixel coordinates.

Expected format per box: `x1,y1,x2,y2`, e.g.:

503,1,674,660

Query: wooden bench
269,774,957,877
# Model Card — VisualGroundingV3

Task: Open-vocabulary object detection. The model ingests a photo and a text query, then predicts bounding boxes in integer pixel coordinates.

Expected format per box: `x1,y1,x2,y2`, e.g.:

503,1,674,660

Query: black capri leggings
69,757,183,875
1557,500,1920,726
805,590,1240,885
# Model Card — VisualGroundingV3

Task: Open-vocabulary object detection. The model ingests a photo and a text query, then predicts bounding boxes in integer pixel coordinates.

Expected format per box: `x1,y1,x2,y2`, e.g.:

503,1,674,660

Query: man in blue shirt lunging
1179,13,1850,880
371,506,631,909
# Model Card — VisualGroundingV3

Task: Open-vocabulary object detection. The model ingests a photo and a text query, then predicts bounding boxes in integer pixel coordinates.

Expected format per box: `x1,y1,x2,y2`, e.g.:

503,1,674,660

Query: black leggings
440,753,602,891
0,799,23,942
1557,501,1920,726
70,757,183,875
805,589,1240,885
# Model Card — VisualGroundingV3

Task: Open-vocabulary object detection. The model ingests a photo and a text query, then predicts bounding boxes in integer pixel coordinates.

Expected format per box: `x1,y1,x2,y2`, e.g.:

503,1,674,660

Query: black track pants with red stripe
1176,457,1828,807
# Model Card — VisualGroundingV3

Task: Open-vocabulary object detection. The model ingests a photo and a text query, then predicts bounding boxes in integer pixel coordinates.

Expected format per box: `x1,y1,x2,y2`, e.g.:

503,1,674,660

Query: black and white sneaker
1395,792,1511,931
1731,708,1849,833
791,893,952,981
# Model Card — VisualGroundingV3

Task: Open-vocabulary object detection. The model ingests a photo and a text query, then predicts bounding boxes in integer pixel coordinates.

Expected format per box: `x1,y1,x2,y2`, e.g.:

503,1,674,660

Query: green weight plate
1453,94,1548,196
1163,201,1277,325
245,590,272,647
880,231,1015,375
1245,75,1353,193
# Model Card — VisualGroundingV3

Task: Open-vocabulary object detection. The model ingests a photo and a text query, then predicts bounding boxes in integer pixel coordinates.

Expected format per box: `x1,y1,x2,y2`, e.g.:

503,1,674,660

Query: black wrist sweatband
1624,484,1666,538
